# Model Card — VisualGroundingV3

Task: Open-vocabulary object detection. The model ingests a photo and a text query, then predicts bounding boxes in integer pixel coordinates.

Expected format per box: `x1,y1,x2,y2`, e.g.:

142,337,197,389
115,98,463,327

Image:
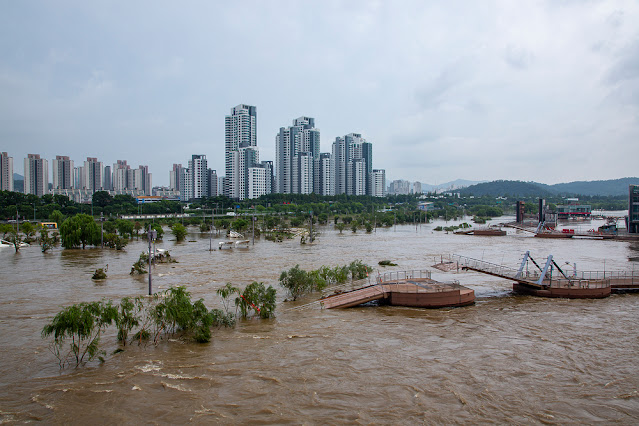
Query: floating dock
320,270,475,309
456,228,507,236
449,252,639,298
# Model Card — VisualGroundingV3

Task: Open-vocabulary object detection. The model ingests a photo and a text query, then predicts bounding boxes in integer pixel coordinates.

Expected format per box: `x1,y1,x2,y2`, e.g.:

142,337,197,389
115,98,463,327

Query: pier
320,270,475,309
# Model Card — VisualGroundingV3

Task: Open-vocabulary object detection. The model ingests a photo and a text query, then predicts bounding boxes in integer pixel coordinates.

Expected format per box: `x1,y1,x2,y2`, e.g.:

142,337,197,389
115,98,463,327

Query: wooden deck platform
320,278,475,309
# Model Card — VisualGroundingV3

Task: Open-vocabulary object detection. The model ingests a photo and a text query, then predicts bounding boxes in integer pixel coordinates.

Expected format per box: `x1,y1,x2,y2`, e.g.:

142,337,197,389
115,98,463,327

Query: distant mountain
459,180,552,197
13,173,23,181
545,178,639,197
13,173,24,193
421,179,484,192
459,178,639,197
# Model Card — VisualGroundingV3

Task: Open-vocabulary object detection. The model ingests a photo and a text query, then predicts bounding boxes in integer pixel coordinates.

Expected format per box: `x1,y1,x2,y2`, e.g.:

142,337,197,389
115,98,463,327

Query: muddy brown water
1,215,638,423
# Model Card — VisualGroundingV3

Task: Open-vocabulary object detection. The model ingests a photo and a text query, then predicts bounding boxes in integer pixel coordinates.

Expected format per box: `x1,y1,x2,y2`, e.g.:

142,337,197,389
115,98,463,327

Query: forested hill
544,178,639,196
458,181,553,197
459,178,639,197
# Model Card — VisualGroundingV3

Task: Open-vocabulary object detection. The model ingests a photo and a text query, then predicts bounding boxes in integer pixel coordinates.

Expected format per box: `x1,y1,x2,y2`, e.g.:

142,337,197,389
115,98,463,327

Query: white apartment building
225,104,257,199
248,166,268,199
24,154,49,196
373,169,386,197
82,157,103,193
292,152,313,195
1,152,14,192
52,156,74,190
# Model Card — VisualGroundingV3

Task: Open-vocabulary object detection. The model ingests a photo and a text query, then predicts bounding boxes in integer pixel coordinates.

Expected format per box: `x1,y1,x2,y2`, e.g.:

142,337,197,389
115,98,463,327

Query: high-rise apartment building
332,133,374,196
292,152,314,194
133,165,152,195
0,152,14,192
314,153,332,196
373,169,386,197
103,165,112,190
207,169,218,197
346,158,366,196
24,154,49,196
389,179,411,195
260,161,274,195
180,167,191,201
225,104,257,199
83,157,103,193
275,116,320,194
169,164,183,192
188,155,208,200
248,166,268,200
52,155,74,190
112,160,130,191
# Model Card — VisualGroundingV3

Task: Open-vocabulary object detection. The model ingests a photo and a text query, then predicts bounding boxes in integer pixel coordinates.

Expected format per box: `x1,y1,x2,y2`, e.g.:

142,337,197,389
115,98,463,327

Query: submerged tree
60,214,100,249
235,281,277,319
7,229,24,253
39,227,55,253
41,301,118,368
279,265,311,301
171,223,187,241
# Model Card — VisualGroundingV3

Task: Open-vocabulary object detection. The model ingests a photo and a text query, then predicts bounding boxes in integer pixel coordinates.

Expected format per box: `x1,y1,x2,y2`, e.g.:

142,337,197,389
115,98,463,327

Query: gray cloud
503,45,535,70
1,1,638,186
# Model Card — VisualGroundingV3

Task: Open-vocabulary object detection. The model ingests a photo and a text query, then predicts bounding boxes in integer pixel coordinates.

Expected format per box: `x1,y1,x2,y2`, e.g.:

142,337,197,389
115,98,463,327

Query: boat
228,231,244,239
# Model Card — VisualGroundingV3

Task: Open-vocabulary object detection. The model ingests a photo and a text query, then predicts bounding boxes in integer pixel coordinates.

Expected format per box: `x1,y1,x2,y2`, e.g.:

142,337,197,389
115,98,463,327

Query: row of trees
279,261,373,301
42,283,276,368
41,259,374,368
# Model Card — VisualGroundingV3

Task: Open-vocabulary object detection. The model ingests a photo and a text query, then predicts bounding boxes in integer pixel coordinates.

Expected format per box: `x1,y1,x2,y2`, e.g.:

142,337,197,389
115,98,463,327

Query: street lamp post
100,212,105,247
148,226,157,296
209,209,213,251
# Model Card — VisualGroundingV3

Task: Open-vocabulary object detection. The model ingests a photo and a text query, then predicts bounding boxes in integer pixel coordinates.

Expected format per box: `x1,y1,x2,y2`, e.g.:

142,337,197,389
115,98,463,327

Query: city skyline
2,2,639,185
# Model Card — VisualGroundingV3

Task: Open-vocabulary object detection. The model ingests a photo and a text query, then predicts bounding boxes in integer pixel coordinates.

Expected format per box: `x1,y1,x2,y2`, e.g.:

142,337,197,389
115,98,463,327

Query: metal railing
376,270,431,284
574,270,639,281
451,255,521,280
544,278,610,289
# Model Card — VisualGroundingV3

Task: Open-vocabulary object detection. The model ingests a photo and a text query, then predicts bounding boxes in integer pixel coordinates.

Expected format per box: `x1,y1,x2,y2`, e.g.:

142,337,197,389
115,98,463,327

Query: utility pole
100,212,104,248
209,209,213,251
147,226,156,296
309,210,313,243
394,209,396,232
252,215,255,245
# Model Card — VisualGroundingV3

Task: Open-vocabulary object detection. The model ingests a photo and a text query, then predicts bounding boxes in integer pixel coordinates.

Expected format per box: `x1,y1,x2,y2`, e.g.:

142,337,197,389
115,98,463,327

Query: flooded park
1,214,638,423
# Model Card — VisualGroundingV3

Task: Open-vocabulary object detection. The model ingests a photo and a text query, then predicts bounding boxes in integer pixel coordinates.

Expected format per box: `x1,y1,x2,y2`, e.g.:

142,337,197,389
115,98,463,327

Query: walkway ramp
320,285,387,309
452,254,545,288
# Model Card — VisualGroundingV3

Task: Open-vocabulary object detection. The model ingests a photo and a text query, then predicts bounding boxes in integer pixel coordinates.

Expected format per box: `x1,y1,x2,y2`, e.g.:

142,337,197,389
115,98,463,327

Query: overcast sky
1,1,638,187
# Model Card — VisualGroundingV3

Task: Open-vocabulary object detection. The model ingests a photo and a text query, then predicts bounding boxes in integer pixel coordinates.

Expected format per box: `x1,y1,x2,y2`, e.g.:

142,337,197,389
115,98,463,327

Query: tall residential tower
24,154,49,196
0,152,13,192
225,104,263,200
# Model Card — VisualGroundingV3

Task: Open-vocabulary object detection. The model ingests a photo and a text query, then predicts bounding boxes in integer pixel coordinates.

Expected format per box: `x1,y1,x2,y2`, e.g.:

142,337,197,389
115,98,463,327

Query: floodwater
1,215,639,423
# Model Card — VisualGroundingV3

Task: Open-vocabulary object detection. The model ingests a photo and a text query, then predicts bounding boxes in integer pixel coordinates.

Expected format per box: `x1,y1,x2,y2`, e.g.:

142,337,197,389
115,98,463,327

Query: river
1,215,638,423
